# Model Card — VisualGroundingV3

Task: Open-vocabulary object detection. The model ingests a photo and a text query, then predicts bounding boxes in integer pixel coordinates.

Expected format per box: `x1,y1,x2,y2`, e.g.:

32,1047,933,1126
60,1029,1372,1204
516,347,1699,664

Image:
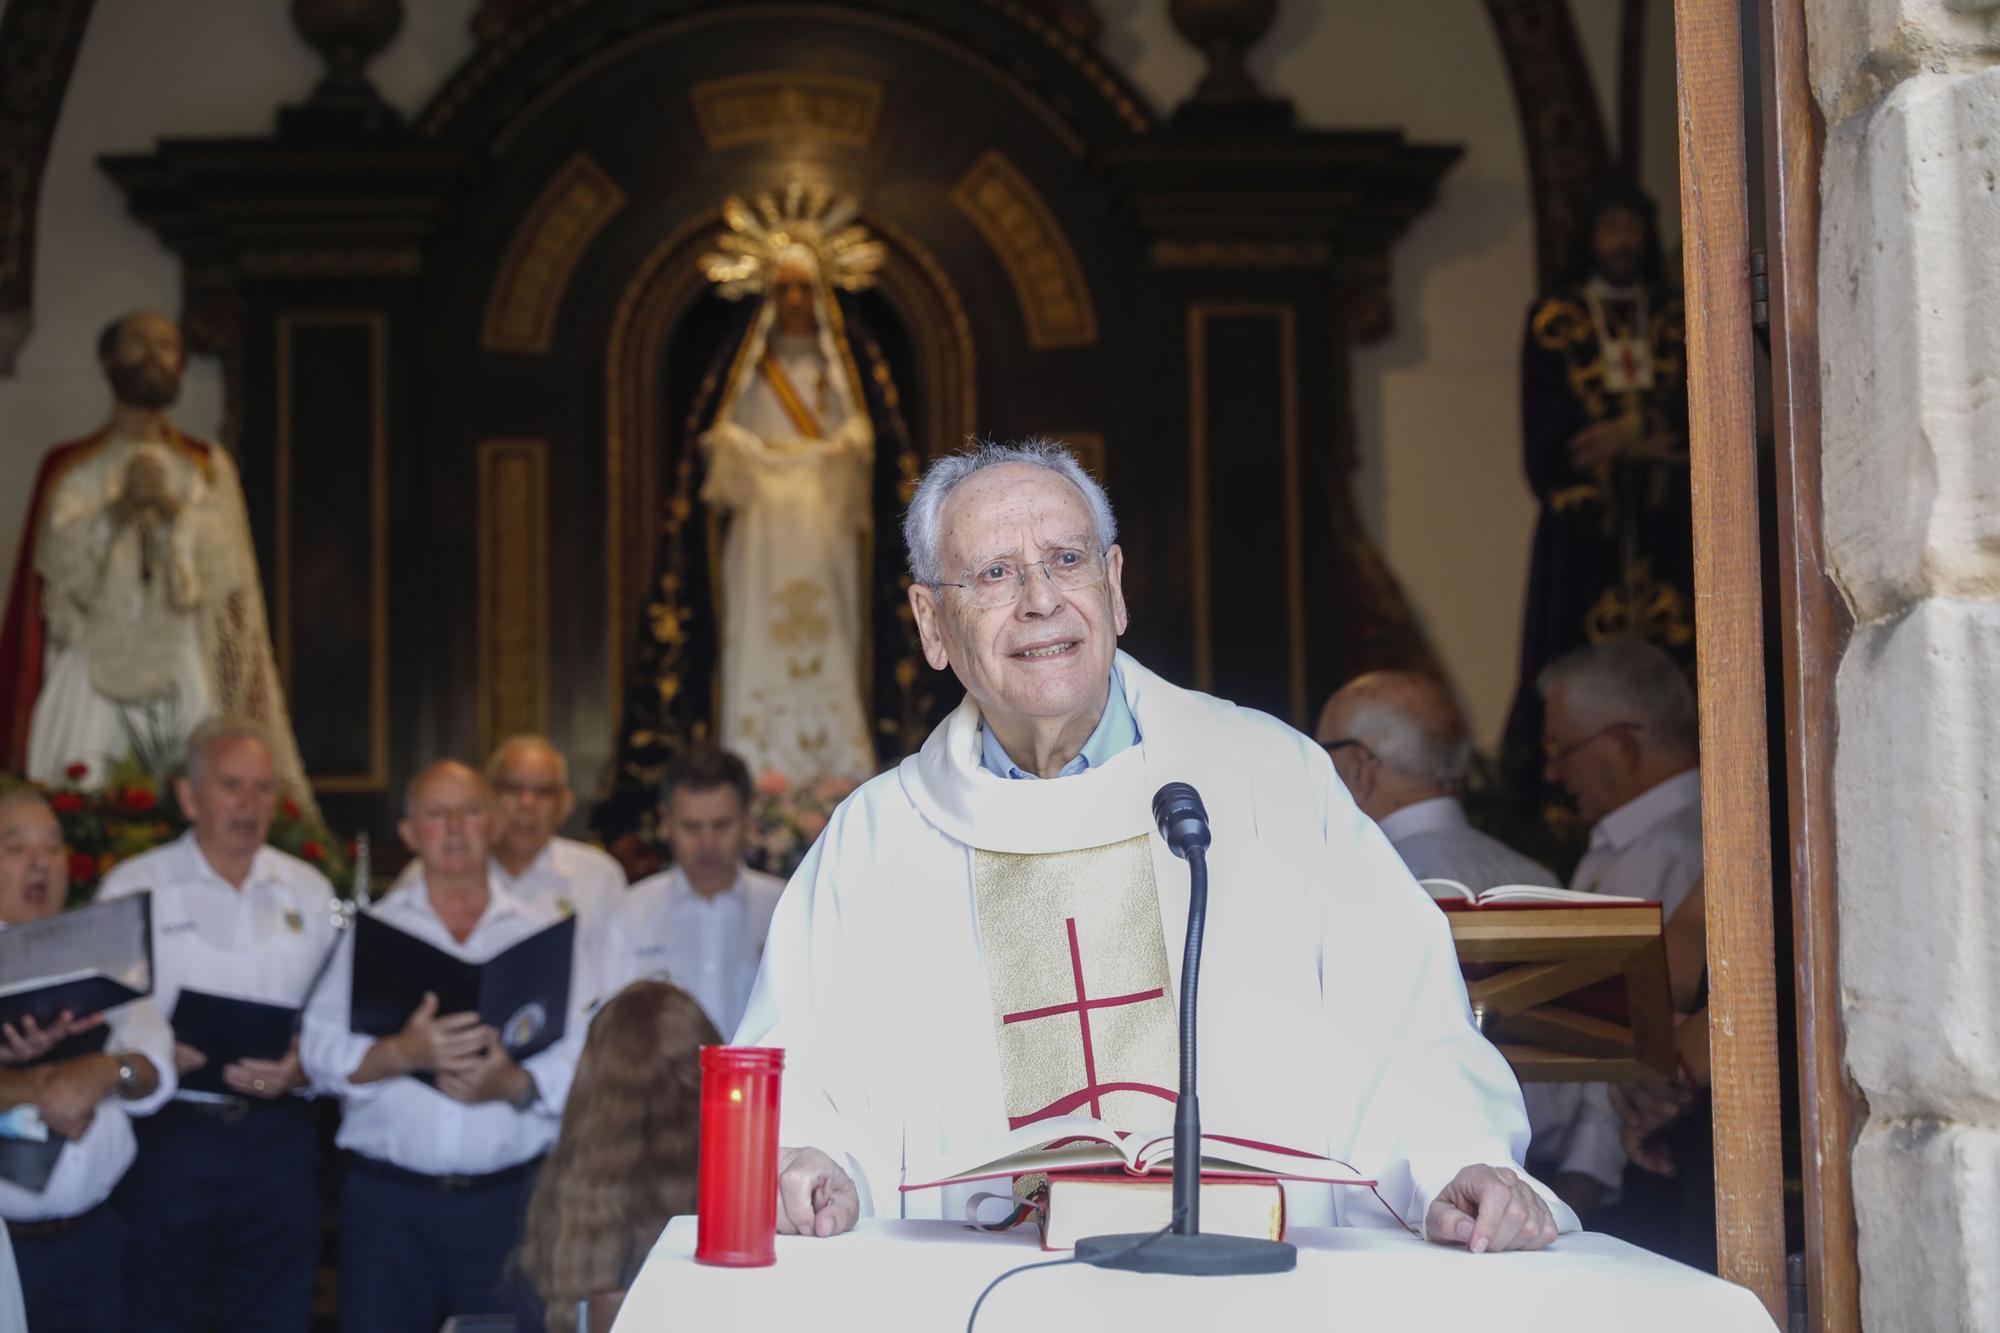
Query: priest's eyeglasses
933,547,1108,610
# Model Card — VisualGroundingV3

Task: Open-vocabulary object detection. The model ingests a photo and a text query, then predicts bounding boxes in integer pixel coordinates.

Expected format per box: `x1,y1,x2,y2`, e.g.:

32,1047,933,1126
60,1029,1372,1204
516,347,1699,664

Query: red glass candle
695,1045,785,1267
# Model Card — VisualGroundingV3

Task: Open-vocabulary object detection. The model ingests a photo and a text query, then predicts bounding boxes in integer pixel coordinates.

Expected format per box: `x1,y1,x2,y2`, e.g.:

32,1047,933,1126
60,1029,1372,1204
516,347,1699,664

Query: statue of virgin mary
698,214,879,782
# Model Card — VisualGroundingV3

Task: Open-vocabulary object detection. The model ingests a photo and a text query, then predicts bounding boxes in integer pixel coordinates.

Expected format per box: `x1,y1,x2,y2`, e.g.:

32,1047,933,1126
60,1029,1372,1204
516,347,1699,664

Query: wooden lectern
1447,906,1676,1082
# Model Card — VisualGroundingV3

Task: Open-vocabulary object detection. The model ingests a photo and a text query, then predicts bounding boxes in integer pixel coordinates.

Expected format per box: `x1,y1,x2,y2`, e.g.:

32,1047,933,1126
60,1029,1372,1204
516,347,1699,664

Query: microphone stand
1075,794,1296,1276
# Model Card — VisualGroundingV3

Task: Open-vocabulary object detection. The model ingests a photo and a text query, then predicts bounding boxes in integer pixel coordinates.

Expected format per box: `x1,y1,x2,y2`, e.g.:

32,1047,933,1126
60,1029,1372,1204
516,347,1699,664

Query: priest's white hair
1537,640,1699,754
903,438,1117,586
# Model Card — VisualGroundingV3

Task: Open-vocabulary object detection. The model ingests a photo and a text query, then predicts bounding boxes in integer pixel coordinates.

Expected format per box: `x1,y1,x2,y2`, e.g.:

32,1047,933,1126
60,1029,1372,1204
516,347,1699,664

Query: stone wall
1813,1,2000,1326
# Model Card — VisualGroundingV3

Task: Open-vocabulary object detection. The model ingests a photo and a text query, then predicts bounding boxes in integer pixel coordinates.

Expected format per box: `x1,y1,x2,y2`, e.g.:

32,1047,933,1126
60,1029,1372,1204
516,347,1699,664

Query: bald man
302,761,592,1332
1316,672,1559,892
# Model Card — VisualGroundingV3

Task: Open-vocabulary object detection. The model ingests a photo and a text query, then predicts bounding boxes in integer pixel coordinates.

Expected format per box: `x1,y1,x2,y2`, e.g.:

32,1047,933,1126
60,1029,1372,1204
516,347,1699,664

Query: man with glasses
738,439,1574,1255
1315,672,1559,892
392,736,628,975
1537,640,1702,915
1532,640,1703,1228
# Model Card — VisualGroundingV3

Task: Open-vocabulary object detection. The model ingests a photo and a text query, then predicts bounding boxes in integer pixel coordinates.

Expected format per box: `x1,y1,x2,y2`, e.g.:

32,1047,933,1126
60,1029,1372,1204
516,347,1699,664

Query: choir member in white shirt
1533,641,1705,1225
302,761,591,1333
598,746,784,1038
389,736,628,973
95,717,338,1331
1317,673,1621,1221
1315,671,1561,891
0,792,174,1333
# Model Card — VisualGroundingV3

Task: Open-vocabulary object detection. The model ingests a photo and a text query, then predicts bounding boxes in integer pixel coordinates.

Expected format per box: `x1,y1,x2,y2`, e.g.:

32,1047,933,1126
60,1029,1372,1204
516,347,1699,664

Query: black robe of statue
597,292,944,843
1499,284,1694,825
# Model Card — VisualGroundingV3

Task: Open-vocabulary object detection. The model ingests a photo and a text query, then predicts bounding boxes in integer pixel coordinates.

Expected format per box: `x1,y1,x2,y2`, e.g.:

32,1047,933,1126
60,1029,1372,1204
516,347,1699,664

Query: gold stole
971,835,1179,1133
757,351,826,440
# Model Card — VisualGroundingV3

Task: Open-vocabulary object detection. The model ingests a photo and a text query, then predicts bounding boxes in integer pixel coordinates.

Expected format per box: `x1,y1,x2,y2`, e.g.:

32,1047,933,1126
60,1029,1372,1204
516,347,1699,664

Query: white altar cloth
614,1217,1779,1332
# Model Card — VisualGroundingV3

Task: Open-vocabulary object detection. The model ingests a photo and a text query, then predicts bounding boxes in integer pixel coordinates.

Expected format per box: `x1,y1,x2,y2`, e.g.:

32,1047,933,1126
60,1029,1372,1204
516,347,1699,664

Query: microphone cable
964,1209,1183,1333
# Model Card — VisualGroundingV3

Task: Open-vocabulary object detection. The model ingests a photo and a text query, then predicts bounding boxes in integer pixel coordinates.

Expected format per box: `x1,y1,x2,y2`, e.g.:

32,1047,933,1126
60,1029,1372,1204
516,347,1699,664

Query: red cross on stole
971,834,1180,1133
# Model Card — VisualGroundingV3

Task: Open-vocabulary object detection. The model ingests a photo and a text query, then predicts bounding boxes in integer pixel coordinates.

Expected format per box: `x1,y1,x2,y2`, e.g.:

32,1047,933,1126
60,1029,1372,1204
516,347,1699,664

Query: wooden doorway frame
1673,0,1861,1326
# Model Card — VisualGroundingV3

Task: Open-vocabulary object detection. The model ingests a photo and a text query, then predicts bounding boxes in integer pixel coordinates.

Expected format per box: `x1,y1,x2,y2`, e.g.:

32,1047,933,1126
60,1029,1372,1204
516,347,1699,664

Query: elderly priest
738,441,1569,1254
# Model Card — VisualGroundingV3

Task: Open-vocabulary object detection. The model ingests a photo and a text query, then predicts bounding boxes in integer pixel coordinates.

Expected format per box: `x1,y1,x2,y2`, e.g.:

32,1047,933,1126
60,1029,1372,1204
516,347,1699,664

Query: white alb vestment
738,653,1577,1235
702,311,875,784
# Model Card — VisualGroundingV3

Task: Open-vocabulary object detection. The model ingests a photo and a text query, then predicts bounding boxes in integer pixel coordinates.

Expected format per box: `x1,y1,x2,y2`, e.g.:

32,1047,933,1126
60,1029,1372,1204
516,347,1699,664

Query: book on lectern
1037,1174,1288,1251
0,892,153,1033
348,912,574,1070
170,990,299,1096
1419,878,1649,910
900,1114,1376,1192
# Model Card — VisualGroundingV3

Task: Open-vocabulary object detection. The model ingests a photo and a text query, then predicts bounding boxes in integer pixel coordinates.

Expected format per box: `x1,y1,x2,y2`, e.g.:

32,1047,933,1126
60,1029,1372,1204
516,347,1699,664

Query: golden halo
698,182,885,300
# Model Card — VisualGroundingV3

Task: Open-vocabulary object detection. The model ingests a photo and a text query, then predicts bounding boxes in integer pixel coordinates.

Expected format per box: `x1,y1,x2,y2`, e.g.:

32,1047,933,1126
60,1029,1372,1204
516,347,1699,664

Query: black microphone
1152,781,1211,858
1074,781,1295,1276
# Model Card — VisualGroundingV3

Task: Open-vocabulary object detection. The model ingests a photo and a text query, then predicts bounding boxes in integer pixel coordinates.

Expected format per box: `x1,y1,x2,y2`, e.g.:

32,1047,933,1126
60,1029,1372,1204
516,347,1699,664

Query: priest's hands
1426,1164,1560,1253
776,1146,859,1238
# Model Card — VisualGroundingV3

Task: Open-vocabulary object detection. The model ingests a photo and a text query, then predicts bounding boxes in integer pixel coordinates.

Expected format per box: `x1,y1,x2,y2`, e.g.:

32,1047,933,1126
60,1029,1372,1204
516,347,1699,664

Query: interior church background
18,0,1997,1331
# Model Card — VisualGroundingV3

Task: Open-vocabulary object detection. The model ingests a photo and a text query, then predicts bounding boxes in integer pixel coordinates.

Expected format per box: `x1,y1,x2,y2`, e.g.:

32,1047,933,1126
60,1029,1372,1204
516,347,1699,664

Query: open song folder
0,891,152,1034
348,912,575,1070
170,990,300,1096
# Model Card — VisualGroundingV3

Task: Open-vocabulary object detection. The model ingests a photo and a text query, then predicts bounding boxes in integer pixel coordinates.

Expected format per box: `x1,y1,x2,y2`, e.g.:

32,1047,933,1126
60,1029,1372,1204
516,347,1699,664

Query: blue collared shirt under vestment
977,665,1139,780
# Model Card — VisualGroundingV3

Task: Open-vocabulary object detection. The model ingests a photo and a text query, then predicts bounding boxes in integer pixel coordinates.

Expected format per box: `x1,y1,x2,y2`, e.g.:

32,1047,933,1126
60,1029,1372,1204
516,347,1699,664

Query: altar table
614,1217,1779,1331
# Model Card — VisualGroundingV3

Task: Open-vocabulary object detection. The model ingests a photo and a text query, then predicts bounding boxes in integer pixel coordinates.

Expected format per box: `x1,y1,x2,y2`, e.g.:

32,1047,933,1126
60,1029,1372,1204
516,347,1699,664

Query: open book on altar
900,1115,1376,1192
1419,878,1648,909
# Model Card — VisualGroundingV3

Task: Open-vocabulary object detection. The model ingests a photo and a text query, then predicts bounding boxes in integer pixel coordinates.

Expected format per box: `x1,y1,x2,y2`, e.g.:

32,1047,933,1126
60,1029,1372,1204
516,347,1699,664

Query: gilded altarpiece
104,0,1458,843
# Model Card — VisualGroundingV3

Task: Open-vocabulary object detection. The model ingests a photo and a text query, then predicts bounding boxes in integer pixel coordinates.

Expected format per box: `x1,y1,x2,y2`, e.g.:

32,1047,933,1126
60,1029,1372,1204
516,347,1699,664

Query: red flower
67,852,95,883
49,792,85,814
121,786,157,814
281,798,302,822
64,762,88,780
301,840,326,862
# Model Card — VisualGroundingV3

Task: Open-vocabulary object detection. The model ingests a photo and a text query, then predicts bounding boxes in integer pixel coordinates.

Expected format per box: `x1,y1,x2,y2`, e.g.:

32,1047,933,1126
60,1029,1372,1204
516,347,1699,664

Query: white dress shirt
0,984,176,1222
390,837,627,972
600,865,786,1040
1521,768,1705,1197
1569,767,1704,915
99,832,341,1104
300,873,591,1176
1377,797,1561,892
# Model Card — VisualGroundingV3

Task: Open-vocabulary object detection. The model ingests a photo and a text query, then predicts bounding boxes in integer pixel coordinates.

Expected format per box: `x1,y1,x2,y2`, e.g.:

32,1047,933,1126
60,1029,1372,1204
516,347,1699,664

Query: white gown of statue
702,319,876,784
27,436,224,781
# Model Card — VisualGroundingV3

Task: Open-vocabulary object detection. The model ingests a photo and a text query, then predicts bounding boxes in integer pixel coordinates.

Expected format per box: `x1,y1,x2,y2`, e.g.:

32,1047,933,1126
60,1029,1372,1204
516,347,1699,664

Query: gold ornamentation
972,836,1178,1131
477,439,551,756
949,150,1098,349
690,70,883,150
769,579,832,649
1585,558,1695,650
699,184,884,300
483,154,627,354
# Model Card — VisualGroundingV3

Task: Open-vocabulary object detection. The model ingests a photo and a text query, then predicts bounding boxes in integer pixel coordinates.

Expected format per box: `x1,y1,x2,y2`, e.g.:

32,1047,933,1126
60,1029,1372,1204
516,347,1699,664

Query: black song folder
170,990,298,1096
349,913,574,1069
0,892,152,1033
0,1027,110,1192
